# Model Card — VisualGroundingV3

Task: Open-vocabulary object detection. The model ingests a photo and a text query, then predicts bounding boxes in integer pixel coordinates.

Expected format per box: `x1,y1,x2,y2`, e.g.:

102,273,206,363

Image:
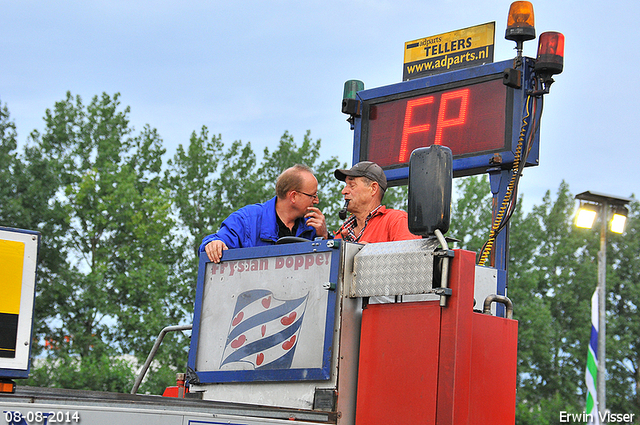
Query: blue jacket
198,196,318,254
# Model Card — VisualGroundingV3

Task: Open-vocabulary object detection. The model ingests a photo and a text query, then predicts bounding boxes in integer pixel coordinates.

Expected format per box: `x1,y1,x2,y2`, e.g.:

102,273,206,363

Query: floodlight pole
596,202,607,416
576,190,631,418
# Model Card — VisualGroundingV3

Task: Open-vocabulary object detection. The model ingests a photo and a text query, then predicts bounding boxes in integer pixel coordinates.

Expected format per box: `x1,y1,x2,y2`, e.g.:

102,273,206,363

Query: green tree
257,130,346,232
167,128,347,264
13,92,189,393
27,353,136,393
605,199,640,414
449,175,492,254
164,128,266,312
0,101,20,221
508,183,595,423
1,101,73,359
164,127,229,259
446,176,639,423
5,93,639,412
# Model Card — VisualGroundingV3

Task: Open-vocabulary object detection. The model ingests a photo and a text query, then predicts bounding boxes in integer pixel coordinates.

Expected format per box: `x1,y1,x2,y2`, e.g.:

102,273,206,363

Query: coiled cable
478,87,542,266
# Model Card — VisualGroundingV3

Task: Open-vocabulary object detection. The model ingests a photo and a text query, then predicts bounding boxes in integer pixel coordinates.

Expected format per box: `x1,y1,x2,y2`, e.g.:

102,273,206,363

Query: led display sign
360,76,511,170
349,59,542,183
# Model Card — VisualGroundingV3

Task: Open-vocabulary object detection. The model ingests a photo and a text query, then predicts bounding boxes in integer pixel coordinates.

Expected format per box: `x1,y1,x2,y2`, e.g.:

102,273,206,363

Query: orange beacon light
505,1,536,42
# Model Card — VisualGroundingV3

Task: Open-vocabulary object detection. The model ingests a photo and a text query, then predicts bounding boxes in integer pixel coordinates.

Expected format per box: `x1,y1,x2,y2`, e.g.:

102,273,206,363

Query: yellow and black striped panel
0,239,25,359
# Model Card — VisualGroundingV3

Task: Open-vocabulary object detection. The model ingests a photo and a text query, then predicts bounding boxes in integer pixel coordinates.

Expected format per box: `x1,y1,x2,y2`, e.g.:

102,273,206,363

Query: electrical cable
495,93,543,235
478,81,542,266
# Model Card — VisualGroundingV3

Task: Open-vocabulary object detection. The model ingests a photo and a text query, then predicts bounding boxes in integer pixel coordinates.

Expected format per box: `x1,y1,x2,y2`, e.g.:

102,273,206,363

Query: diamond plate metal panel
351,238,439,297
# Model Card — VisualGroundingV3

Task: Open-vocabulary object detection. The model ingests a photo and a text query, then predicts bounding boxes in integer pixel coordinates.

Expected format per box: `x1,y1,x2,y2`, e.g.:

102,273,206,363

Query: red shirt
335,205,421,244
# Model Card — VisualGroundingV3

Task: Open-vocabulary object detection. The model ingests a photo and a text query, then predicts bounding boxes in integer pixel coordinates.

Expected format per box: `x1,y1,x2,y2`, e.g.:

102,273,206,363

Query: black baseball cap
334,161,387,192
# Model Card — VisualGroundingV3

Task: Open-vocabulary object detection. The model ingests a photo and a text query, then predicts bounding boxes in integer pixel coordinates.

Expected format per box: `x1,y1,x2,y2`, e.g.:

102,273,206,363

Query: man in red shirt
334,161,421,244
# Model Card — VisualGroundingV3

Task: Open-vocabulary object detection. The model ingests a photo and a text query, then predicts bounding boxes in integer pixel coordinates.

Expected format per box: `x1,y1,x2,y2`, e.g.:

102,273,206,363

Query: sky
2,0,639,212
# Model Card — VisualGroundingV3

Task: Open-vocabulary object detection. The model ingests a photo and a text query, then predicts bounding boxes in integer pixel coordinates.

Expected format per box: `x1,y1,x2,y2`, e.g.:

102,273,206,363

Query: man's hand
305,206,328,239
205,240,228,263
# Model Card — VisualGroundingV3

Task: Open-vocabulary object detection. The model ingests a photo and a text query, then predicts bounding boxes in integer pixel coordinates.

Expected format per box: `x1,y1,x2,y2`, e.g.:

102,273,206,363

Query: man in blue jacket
199,164,329,263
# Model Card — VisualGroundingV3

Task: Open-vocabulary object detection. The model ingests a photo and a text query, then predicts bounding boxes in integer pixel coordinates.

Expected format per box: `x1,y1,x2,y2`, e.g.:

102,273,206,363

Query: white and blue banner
188,241,339,383
220,289,308,370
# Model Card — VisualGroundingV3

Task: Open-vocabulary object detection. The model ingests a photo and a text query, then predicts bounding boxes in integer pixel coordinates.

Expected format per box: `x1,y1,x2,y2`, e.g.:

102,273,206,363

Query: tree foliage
1,95,638,417
1,94,345,394
449,175,492,254
450,175,639,423
1,93,189,393
607,201,640,412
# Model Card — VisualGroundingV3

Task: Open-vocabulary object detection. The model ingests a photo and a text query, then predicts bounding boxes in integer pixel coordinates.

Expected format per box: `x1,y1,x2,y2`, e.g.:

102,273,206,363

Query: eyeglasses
297,190,319,200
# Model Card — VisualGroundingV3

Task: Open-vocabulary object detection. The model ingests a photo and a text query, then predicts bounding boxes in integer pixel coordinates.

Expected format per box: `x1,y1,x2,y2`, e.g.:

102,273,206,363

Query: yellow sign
1,239,25,315
403,22,495,81
0,227,39,372
0,239,25,359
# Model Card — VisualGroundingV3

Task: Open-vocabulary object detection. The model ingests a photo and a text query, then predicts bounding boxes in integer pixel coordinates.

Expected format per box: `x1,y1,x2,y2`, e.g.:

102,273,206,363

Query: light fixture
574,190,631,418
576,202,598,229
531,31,565,95
342,79,364,129
535,31,564,76
0,380,15,394
342,79,364,116
505,1,536,63
610,206,628,234
575,191,632,234
505,1,536,42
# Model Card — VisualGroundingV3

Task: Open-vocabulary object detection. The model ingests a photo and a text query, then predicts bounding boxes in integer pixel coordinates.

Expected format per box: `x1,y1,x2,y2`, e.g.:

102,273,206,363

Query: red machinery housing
356,249,518,424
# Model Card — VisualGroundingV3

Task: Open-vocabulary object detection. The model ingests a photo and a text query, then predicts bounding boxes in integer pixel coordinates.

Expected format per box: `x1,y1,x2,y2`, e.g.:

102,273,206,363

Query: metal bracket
433,229,453,307
433,249,455,259
483,294,514,319
322,281,336,291
326,239,340,249
341,98,362,117
313,388,337,412
186,365,200,385
431,287,452,297
502,68,522,89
